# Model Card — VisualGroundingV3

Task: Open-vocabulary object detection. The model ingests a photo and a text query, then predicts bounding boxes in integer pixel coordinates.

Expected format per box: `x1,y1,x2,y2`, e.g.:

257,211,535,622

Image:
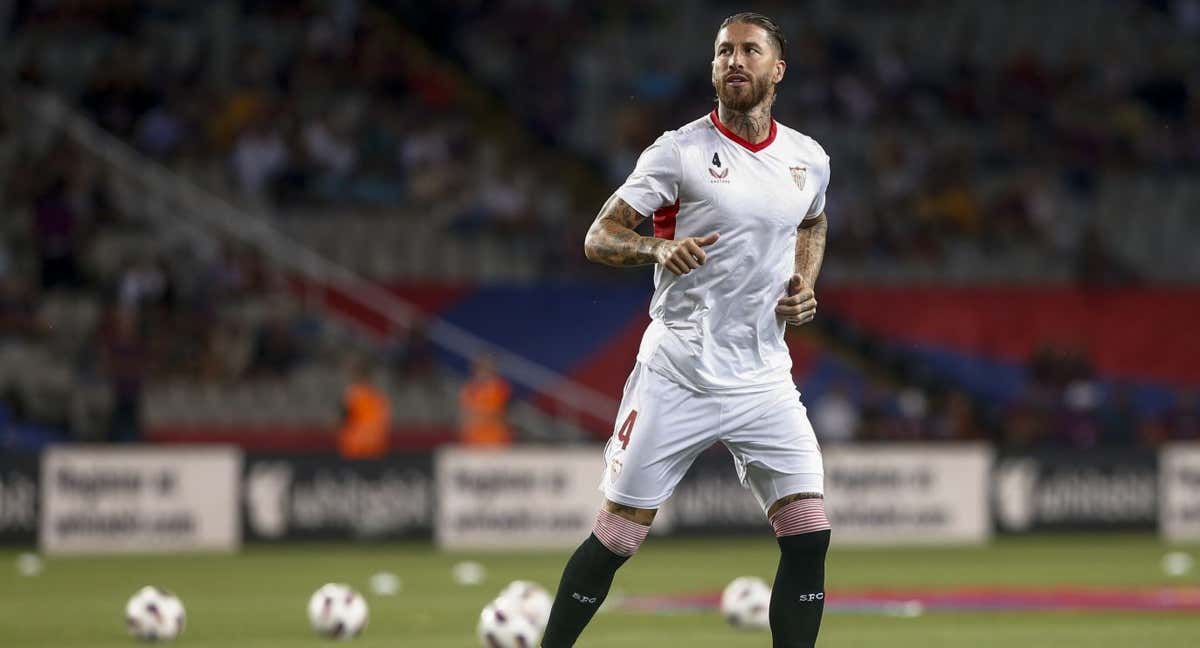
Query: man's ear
774,59,787,84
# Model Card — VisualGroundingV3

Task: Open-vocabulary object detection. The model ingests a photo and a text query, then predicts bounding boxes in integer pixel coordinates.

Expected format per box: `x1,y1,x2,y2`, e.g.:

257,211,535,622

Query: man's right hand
654,232,720,275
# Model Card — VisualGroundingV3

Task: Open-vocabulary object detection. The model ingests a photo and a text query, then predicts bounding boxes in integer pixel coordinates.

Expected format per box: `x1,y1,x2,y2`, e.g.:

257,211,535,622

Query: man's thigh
722,387,824,512
600,363,720,510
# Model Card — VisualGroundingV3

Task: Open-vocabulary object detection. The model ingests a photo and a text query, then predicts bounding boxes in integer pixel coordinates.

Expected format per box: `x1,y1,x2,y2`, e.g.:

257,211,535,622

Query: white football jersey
615,110,830,394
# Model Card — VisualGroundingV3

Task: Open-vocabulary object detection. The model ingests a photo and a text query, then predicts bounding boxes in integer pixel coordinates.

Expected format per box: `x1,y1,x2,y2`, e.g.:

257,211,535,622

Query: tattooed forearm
795,212,827,285
584,194,663,267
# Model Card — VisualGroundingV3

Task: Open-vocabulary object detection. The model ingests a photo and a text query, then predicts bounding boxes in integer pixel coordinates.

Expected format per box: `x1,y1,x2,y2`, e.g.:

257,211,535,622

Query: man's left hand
776,273,817,326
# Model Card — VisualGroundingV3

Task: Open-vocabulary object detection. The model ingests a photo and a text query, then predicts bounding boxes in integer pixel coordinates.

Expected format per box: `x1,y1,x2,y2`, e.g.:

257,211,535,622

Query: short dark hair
719,12,787,60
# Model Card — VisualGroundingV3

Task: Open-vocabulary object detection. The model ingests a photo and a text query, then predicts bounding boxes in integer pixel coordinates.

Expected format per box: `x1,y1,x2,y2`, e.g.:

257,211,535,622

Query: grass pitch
2,534,1198,647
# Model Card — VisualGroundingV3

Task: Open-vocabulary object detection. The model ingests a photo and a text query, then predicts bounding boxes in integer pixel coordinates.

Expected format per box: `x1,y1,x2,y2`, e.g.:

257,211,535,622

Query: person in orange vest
459,355,512,447
337,359,391,459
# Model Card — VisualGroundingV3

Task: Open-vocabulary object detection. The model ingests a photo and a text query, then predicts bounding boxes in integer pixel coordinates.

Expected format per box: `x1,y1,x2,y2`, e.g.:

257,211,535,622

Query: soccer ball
307,583,369,639
125,586,186,641
720,576,771,630
496,580,553,631
477,597,542,648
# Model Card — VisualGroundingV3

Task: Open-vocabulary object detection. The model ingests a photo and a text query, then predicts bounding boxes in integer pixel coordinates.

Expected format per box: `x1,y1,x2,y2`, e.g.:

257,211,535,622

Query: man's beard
714,73,772,112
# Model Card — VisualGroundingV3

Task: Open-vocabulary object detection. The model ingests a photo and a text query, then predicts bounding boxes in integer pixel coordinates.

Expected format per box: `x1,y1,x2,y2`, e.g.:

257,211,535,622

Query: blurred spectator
303,106,359,178
388,321,437,384
1100,385,1140,446
0,387,59,450
929,390,981,441
135,86,187,160
100,306,147,442
811,384,860,443
1166,389,1200,440
1078,225,1139,286
855,379,896,442
250,304,303,376
32,176,84,290
0,275,36,338
891,386,931,441
459,355,512,447
1060,380,1102,448
337,358,391,459
231,113,288,201
117,256,168,312
201,319,254,381
1002,400,1045,449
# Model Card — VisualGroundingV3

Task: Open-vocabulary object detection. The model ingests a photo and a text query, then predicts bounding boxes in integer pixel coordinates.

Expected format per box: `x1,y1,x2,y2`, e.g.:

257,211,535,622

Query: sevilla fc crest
789,166,807,191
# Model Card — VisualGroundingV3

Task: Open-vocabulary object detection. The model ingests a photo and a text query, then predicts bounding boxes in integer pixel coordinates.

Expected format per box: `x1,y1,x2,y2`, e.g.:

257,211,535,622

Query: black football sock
770,529,831,648
541,534,630,647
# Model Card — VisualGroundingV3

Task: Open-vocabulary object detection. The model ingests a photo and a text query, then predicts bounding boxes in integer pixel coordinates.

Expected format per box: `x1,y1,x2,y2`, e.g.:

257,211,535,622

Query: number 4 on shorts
616,409,638,450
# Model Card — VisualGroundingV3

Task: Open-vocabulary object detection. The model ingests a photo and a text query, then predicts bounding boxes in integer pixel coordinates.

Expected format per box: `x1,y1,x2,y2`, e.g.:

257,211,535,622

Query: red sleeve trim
709,109,777,152
653,199,680,240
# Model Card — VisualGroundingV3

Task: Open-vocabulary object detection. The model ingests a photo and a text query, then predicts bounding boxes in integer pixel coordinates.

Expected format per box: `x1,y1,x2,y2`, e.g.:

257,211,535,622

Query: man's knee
594,500,655,557
604,500,657,524
768,492,830,538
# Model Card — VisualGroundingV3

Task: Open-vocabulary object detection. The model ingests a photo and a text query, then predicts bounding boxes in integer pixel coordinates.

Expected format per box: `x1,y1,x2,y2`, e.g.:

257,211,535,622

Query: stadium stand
1,0,1197,450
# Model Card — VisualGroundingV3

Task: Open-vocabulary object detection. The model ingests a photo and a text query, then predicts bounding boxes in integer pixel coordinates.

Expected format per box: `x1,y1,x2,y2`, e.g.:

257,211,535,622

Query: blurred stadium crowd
807,332,1199,449
412,0,1200,282
1,0,1197,449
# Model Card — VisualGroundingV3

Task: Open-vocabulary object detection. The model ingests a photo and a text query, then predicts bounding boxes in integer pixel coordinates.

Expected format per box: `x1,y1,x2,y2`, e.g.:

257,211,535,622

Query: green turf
2,535,1198,647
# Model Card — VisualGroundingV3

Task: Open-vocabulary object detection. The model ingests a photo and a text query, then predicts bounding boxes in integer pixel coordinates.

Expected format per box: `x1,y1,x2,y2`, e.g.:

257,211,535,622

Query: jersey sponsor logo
797,592,824,602
789,165,807,191
710,152,730,182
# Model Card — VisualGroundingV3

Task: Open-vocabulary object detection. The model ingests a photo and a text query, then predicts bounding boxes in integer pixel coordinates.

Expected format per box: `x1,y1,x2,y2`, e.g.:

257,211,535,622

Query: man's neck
717,101,774,144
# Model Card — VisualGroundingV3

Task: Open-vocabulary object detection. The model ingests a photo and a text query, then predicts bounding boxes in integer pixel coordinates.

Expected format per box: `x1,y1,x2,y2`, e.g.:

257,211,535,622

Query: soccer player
540,12,831,648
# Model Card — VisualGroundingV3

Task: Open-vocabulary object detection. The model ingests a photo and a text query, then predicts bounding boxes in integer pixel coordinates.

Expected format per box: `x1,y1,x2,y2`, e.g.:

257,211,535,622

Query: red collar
709,109,777,152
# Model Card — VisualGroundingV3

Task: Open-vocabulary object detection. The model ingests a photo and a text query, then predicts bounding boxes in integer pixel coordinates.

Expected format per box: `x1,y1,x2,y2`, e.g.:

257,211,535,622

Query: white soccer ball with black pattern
720,576,771,630
477,596,541,648
307,583,369,639
124,586,186,641
496,580,553,632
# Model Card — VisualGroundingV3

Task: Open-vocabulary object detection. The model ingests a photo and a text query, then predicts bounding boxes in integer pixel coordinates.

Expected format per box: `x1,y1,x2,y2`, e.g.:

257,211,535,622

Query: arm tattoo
583,194,663,267
795,212,827,284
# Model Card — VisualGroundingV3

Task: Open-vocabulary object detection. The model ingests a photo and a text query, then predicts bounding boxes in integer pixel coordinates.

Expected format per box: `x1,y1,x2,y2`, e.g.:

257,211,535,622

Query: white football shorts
600,362,823,513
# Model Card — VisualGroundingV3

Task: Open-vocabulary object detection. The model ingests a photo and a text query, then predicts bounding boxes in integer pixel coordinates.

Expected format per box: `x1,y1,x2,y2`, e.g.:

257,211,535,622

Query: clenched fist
654,232,720,276
776,273,817,326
